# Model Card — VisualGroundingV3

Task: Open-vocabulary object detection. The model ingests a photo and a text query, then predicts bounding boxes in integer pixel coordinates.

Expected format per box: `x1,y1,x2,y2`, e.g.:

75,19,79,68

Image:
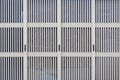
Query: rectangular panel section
27,57,57,80
61,57,92,80
0,28,23,52
95,0,120,23
61,0,91,23
95,57,120,80
0,0,23,23
61,27,92,52
27,0,57,22
95,27,120,52
0,57,23,80
27,27,57,52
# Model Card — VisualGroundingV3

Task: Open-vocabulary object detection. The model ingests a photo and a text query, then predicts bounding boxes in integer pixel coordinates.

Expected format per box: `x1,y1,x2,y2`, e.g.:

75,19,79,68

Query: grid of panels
95,0,120,79
95,0,120,80
0,0,120,80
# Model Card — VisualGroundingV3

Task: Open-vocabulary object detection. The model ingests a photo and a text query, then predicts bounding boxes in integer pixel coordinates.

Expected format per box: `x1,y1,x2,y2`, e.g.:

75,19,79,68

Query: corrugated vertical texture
95,27,120,52
61,57,92,80
95,0,120,23
27,27,57,52
0,28,23,52
27,57,57,80
0,57,23,80
95,57,120,80
0,0,23,23
27,0,57,22
61,27,92,52
61,0,91,23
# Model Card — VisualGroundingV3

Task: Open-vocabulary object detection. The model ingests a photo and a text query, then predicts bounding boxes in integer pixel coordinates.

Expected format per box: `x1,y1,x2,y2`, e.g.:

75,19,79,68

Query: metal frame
92,0,95,80
27,23,57,27
0,0,120,80
61,23,92,27
95,23,120,27
0,23,24,27
23,0,27,80
57,0,62,80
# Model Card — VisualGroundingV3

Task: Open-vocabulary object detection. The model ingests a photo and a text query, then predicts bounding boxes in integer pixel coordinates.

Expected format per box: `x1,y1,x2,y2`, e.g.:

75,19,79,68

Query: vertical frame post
92,0,95,80
23,0,27,80
57,0,61,80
